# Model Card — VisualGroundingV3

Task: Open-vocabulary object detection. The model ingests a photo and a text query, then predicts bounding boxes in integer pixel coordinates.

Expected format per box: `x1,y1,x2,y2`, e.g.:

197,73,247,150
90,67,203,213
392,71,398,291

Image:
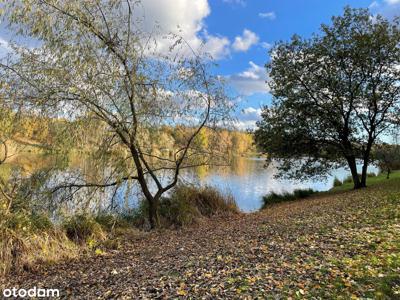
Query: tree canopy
255,7,400,189
0,0,232,228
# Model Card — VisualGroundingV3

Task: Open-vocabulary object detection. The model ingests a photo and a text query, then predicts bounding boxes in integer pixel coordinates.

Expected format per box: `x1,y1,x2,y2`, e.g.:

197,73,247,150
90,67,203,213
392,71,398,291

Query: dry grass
0,228,78,277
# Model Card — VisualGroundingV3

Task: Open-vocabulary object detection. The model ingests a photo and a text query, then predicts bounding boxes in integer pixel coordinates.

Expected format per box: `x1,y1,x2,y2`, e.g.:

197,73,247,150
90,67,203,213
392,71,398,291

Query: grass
132,185,239,228
0,184,238,277
0,212,79,276
262,188,317,208
330,170,400,192
5,171,400,298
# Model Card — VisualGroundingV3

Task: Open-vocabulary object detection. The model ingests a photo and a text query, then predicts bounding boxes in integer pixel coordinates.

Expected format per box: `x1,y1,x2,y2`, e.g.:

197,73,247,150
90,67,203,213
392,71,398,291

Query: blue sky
202,0,400,129
1,0,399,130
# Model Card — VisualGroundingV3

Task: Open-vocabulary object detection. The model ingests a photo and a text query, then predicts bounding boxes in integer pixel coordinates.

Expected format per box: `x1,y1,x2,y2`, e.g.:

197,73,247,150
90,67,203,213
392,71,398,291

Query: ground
1,176,400,299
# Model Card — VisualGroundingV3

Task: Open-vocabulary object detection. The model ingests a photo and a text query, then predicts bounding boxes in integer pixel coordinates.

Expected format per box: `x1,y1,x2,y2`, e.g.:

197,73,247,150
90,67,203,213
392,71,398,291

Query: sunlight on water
0,154,379,213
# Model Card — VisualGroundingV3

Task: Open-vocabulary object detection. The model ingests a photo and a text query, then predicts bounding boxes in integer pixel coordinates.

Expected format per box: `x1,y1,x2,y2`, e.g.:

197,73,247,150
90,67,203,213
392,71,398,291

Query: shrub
343,173,376,184
343,175,356,184
262,188,317,208
333,177,343,187
63,214,106,245
171,185,238,217
129,185,239,228
0,210,77,277
95,212,139,231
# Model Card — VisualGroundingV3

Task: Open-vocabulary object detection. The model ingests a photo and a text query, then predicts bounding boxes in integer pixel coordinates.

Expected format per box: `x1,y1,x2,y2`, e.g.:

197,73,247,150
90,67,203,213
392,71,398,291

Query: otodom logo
2,287,60,298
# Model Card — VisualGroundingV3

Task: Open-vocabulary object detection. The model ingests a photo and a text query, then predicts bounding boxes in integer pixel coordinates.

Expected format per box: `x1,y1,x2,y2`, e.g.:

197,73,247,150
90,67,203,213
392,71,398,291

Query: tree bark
360,138,374,188
148,197,160,229
360,162,368,188
346,156,362,189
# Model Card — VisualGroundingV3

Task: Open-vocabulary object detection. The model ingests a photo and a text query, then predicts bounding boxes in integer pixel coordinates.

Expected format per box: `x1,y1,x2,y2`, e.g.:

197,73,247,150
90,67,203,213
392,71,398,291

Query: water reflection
1,154,378,213
183,157,379,212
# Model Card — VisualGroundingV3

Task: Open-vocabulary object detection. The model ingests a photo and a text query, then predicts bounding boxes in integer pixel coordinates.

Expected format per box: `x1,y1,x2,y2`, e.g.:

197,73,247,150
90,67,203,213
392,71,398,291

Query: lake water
179,157,378,212
2,154,378,213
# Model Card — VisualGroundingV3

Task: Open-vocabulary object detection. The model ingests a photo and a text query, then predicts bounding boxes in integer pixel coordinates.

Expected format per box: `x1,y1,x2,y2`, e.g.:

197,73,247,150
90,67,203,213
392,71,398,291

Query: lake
1,154,378,212
180,157,378,212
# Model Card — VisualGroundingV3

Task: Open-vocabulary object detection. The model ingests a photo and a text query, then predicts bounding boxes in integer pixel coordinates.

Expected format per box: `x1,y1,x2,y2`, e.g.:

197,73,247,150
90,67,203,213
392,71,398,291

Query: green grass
330,170,400,192
262,188,318,208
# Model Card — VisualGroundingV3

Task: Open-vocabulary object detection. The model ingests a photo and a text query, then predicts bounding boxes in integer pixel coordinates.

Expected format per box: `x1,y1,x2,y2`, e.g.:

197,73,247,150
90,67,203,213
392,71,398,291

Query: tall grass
63,214,106,245
0,211,79,276
132,185,239,228
262,188,317,208
0,184,239,276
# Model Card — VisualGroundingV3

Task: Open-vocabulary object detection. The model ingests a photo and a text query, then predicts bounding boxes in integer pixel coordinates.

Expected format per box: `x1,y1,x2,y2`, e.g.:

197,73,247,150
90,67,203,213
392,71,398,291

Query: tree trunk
347,156,362,189
360,138,374,188
360,162,368,188
148,197,160,229
387,168,391,179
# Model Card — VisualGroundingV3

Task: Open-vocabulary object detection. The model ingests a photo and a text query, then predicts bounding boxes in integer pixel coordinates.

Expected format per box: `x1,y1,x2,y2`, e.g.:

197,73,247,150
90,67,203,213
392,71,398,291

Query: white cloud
223,0,246,6
227,61,269,95
0,38,13,57
369,1,380,8
235,107,263,130
385,0,400,4
202,32,231,59
261,42,272,49
370,0,400,19
137,0,231,59
232,29,259,52
258,11,276,20
0,38,11,51
235,120,258,130
242,107,262,118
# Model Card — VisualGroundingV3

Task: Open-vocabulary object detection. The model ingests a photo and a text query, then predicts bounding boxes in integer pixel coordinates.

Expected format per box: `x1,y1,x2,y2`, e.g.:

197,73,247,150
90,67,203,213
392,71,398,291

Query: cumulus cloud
136,0,231,59
232,29,259,52
242,107,262,119
258,11,276,20
235,107,263,130
227,61,269,95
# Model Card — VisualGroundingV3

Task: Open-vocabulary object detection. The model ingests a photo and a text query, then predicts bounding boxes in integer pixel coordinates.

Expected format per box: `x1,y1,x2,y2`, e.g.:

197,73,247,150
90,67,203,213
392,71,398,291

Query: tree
255,7,400,189
375,143,400,179
0,0,231,228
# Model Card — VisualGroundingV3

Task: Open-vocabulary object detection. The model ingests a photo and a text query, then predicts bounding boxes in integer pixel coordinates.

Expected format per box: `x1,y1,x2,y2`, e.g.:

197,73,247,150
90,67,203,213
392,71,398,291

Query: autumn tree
255,7,400,189
0,0,231,228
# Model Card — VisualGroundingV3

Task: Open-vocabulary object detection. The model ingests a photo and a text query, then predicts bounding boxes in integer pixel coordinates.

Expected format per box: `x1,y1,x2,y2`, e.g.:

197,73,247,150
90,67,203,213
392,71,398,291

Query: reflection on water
1,154,378,213
183,157,379,212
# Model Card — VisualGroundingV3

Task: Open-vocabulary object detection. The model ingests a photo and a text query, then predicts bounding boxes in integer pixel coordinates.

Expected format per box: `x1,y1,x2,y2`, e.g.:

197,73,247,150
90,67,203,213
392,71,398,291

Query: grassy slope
330,170,400,192
2,178,400,299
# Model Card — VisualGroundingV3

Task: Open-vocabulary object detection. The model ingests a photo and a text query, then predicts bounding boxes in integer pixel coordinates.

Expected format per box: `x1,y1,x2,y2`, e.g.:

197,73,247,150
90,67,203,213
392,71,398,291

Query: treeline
12,114,257,158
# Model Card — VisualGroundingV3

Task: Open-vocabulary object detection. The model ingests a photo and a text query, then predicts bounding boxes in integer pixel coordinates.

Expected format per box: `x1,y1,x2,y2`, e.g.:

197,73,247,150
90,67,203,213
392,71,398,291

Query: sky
1,0,400,130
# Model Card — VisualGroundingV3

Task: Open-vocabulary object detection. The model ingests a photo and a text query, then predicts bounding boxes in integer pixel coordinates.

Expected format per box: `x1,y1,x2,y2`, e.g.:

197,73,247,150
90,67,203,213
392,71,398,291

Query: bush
342,172,376,184
333,177,343,187
0,208,77,276
172,185,238,217
63,214,106,245
95,212,140,231
262,188,317,208
129,185,239,228
343,175,356,184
